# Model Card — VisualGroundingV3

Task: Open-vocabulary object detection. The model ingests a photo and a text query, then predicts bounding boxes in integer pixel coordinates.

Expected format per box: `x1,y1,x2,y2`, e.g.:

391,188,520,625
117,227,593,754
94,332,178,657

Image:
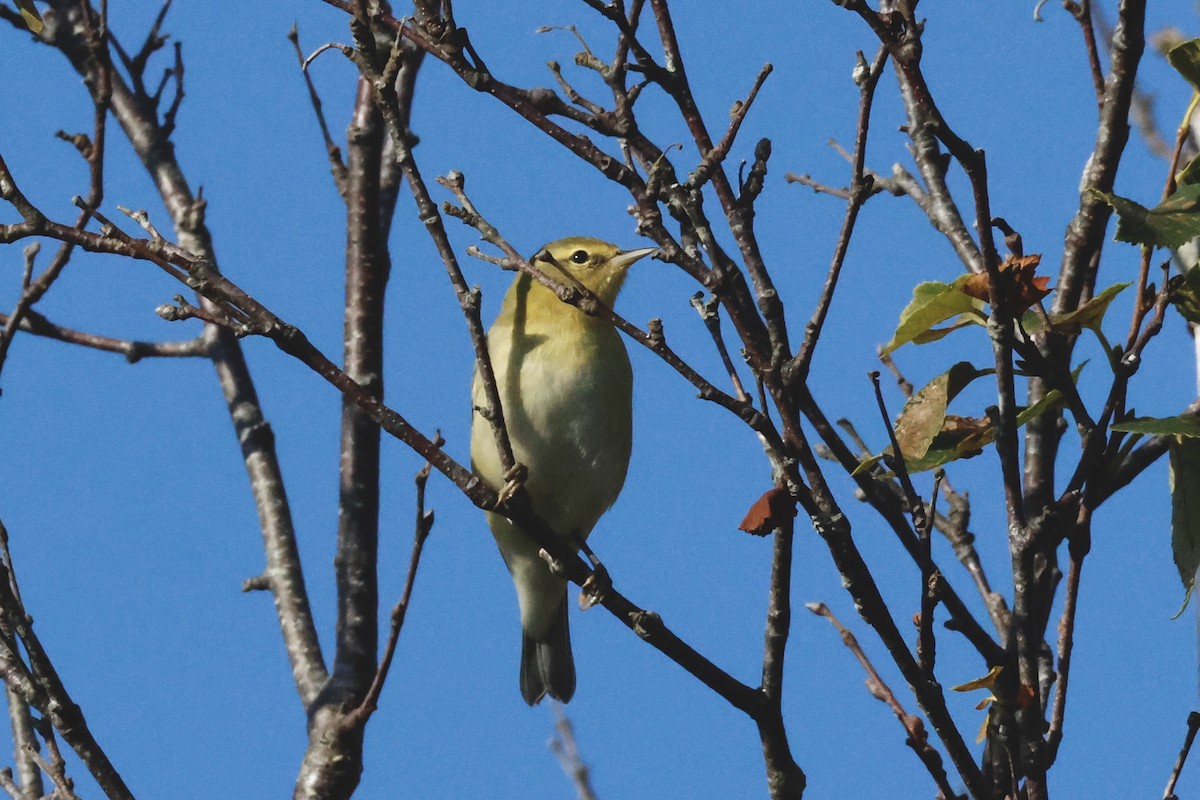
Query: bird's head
533,237,657,306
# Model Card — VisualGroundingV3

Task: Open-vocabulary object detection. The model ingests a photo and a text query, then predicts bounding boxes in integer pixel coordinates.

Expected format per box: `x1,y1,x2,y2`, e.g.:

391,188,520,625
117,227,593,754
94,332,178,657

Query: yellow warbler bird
470,236,656,705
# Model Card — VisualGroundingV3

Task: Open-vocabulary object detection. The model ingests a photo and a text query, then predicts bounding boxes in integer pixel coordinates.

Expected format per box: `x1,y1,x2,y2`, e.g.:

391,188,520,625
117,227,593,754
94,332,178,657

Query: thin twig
329,26,522,489
0,310,208,362
689,292,750,402
877,348,913,398
689,62,773,192
28,721,80,800
342,453,437,730
917,471,943,680
807,603,962,800
935,478,1012,637
0,0,113,377
1126,94,1195,351
550,705,599,800
1164,711,1200,800
868,372,929,537
290,24,349,194
1045,516,1086,765
791,46,888,382
837,2,982,274
784,173,851,199
1065,0,1105,110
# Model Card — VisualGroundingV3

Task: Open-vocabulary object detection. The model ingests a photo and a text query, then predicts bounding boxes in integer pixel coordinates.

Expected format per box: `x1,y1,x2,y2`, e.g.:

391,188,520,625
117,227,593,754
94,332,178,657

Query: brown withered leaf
960,255,1051,312
892,363,990,462
941,414,992,453
738,487,797,536
942,415,990,434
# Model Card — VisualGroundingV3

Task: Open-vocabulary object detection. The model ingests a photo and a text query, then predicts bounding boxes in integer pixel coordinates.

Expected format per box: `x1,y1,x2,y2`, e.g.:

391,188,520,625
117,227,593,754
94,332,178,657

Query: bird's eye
570,250,589,264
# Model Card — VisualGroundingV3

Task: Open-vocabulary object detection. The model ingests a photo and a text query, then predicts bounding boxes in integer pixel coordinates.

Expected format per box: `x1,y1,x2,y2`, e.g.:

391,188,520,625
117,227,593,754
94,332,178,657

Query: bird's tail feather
520,597,575,705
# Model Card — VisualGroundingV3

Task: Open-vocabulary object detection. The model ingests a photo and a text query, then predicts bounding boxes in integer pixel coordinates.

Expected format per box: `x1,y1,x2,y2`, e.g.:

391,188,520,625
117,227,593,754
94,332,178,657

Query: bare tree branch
33,0,331,705
1057,0,1147,314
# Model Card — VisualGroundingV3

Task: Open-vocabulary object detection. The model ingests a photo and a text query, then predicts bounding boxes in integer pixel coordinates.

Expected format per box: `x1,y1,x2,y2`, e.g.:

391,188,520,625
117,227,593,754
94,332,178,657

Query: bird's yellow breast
471,274,633,540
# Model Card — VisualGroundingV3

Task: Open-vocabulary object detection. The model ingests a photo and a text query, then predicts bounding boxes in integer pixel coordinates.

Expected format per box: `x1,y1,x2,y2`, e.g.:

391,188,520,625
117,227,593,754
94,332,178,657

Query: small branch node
241,575,271,592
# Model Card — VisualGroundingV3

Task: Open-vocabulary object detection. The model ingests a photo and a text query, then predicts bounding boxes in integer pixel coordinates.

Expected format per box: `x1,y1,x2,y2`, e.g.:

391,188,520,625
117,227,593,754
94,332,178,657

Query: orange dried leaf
738,487,797,536
1017,684,1037,709
959,274,989,303
960,255,1051,312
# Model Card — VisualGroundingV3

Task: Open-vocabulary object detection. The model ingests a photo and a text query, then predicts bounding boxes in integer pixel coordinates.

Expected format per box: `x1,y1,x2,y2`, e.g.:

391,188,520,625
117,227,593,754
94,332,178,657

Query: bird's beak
610,247,658,271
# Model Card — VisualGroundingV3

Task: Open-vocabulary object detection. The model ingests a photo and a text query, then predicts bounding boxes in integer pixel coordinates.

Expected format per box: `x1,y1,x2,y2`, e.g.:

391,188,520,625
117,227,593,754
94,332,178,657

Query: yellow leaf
951,664,1003,693
15,0,43,33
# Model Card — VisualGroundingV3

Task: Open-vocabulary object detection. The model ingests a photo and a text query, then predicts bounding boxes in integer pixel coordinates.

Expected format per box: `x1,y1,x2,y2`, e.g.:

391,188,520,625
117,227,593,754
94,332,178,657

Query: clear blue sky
1,2,1197,798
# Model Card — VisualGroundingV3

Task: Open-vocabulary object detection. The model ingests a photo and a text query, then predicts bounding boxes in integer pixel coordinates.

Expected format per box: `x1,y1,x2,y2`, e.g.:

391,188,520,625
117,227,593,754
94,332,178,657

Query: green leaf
911,314,986,345
1112,415,1200,437
1048,283,1130,334
1176,153,1200,188
1015,390,1065,426
893,362,991,461
1168,38,1200,92
1170,438,1200,610
882,278,985,354
1172,266,1200,324
1019,308,1045,334
1171,584,1195,620
1092,186,1200,249
850,453,884,478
